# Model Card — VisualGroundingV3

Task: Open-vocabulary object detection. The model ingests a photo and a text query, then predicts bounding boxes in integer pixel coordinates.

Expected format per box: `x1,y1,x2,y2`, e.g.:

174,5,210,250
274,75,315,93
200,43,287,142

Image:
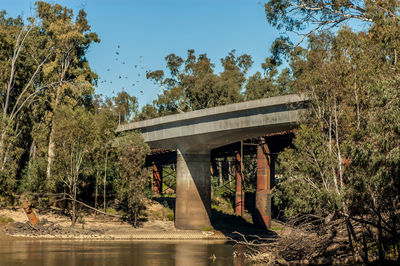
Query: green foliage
211,195,234,214
273,15,400,261
0,2,164,230
144,202,174,222
161,165,176,193
52,105,96,225
0,215,13,224
0,9,47,196
244,55,291,100
264,0,384,37
114,132,150,226
0,1,100,203
143,49,253,117
112,91,138,124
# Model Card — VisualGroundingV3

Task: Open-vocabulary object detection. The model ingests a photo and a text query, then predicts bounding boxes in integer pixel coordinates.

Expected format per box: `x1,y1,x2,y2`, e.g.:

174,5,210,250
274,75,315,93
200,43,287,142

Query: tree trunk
346,218,356,261
62,187,66,215
46,126,55,180
0,131,7,166
28,140,36,164
46,85,62,181
361,228,369,264
71,181,77,226
377,214,384,261
228,159,232,182
103,150,108,214
133,208,137,227
94,168,99,214
218,160,223,185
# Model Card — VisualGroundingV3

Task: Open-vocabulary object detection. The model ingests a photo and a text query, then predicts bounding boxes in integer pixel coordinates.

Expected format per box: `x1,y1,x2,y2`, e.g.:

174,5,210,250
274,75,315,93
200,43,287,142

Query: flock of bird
98,45,148,95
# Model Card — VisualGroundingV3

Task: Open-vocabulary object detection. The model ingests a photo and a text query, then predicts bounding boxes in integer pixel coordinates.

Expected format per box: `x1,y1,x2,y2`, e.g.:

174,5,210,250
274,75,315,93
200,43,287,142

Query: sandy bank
0,208,227,240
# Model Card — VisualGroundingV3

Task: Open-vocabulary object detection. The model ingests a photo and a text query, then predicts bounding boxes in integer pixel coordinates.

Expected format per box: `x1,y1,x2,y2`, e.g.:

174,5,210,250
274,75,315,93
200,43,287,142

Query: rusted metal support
152,163,163,195
255,138,275,229
235,152,244,216
23,202,39,226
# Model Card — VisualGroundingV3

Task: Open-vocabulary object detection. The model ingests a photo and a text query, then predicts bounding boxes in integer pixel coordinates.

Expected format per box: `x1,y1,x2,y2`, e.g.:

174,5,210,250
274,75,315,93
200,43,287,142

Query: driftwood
229,215,358,265
23,201,39,226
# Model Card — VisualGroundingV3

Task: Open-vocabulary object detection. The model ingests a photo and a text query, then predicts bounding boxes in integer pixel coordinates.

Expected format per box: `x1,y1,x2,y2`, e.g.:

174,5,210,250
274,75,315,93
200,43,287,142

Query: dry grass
0,215,13,225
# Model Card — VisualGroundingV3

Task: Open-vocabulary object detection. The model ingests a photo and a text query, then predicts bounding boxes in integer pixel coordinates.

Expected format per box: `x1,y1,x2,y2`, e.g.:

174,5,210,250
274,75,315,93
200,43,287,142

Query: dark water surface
0,240,248,266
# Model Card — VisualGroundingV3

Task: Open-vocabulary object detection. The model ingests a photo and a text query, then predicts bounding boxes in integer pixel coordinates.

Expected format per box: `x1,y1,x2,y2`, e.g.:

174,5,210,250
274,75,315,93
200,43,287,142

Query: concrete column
175,149,212,230
255,140,274,228
235,152,244,216
152,163,163,195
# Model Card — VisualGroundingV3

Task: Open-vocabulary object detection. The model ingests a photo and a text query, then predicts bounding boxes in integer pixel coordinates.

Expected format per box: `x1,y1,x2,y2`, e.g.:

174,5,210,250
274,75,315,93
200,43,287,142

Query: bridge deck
117,94,308,152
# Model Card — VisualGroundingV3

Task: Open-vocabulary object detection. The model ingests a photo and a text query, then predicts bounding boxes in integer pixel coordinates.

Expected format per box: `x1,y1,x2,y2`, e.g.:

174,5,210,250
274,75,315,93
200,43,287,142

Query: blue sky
2,0,284,108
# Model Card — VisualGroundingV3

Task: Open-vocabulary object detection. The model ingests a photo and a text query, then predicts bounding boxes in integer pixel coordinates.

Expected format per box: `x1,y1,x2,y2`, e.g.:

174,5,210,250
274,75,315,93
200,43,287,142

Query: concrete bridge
117,94,308,230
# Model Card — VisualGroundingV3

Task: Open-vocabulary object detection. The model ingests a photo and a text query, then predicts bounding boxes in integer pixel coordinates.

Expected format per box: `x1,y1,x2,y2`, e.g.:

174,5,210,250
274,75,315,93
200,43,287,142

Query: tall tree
115,132,150,227
91,99,117,211
34,2,100,181
244,57,291,100
264,0,381,43
274,21,400,262
0,11,50,196
52,105,95,225
112,91,138,124
145,49,253,117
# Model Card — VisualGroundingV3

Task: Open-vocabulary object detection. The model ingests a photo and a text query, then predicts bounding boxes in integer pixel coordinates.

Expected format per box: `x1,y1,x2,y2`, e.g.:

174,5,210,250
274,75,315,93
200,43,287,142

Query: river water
0,240,249,266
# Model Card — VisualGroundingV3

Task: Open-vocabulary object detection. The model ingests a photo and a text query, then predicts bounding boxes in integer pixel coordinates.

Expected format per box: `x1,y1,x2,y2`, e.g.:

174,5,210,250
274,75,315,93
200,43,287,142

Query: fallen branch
63,197,124,219
28,192,124,219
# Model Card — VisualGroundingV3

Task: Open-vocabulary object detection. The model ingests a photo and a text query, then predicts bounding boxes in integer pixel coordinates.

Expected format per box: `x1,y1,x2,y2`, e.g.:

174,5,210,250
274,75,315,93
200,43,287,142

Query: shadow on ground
153,196,277,239
211,209,277,239
152,196,175,210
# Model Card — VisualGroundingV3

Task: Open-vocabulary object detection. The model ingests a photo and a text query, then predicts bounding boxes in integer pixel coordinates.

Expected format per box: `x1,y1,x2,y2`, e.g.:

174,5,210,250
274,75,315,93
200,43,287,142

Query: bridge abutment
175,150,212,230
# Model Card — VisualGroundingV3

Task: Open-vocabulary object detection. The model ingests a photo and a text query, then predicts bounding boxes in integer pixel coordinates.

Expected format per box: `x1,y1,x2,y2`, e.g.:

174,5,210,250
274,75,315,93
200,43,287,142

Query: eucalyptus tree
114,132,150,227
0,11,50,196
145,49,253,116
264,0,381,44
33,2,100,181
112,91,138,124
273,18,400,265
244,57,291,100
52,105,96,225
91,100,117,211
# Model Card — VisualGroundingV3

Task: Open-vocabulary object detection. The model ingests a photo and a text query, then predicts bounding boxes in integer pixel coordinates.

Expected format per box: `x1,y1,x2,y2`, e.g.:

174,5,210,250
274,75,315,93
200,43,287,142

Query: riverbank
0,207,368,265
0,207,232,240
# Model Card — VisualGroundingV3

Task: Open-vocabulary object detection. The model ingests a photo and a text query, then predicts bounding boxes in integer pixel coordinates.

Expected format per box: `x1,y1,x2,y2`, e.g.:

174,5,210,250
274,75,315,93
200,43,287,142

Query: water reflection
0,240,246,266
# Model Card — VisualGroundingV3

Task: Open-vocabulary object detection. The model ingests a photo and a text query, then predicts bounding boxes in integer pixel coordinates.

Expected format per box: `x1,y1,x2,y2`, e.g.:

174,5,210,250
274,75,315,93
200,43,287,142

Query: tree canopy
267,0,400,261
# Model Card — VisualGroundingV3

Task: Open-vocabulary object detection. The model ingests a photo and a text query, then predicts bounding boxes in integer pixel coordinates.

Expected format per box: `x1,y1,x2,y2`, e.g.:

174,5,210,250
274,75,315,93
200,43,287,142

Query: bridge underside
147,133,293,230
118,95,307,230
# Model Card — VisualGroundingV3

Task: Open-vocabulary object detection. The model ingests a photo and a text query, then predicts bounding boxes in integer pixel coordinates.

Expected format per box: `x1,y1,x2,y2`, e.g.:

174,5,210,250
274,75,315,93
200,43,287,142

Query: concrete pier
175,150,212,230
